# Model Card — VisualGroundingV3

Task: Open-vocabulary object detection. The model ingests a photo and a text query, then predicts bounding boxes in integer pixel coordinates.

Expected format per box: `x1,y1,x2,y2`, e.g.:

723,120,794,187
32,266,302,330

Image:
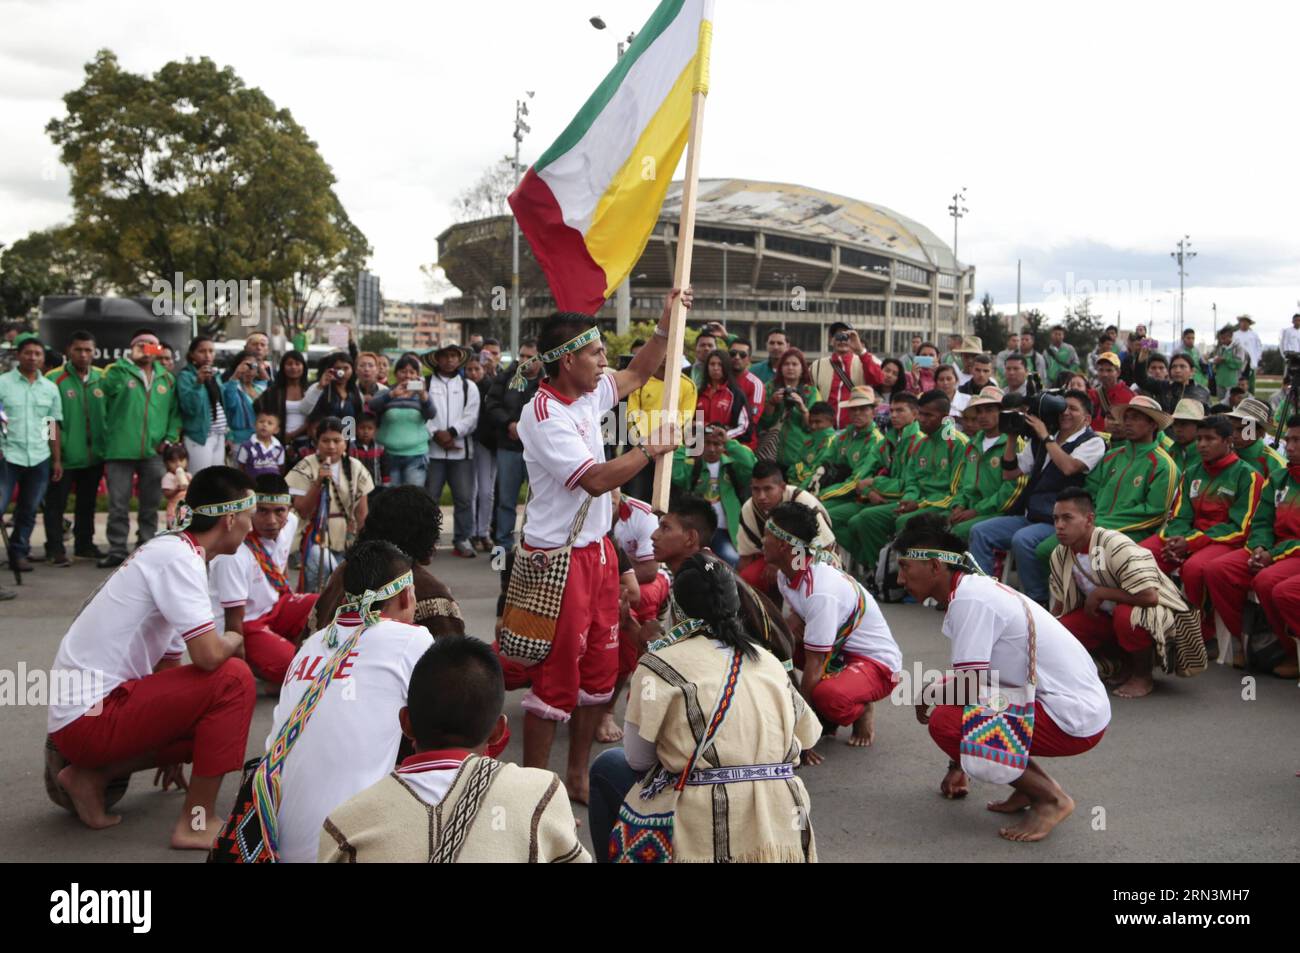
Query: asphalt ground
1,512,1296,863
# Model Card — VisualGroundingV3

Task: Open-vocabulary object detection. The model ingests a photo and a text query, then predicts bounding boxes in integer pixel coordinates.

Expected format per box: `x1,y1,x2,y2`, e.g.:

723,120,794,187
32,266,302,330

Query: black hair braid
673,553,760,659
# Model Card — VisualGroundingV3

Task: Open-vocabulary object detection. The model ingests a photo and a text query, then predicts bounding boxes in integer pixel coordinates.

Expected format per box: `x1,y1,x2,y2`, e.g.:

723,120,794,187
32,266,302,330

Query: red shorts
927,701,1105,762
793,650,896,726
245,592,318,685
619,575,670,680
519,538,620,722
50,658,255,777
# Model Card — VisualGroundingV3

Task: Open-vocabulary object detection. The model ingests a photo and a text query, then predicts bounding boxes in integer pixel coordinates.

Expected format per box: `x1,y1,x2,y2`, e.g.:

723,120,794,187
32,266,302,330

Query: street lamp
947,187,969,266
510,91,535,360
1170,235,1196,341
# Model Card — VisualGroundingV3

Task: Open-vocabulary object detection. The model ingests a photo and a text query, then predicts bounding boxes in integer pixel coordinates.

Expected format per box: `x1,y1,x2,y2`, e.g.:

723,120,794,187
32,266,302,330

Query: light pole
947,187,968,268
510,91,535,361
1170,235,1196,341
592,16,637,334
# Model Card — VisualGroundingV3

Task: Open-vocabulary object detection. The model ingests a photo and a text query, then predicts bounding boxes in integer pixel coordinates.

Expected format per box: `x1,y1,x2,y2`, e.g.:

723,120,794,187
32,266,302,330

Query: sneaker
453,540,477,559
48,553,71,567
97,554,126,569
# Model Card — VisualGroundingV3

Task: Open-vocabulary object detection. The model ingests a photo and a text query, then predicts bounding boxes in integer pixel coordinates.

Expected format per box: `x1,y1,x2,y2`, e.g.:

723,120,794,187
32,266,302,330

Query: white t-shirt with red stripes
518,373,617,549
778,562,902,672
48,533,217,732
943,573,1111,738
612,496,658,563
208,514,298,623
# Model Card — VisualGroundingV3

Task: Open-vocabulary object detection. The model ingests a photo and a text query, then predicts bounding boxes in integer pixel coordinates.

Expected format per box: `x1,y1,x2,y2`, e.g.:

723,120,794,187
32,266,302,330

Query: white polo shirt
1015,429,1106,474
209,514,298,623
942,574,1111,738
778,562,902,672
48,533,216,733
266,615,434,863
612,495,658,563
518,373,617,549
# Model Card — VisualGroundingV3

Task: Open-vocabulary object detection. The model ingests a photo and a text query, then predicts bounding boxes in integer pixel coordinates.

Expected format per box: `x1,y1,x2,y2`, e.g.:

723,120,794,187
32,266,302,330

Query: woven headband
899,548,986,575
256,493,292,506
171,493,256,532
510,326,601,391
648,615,711,653
326,569,415,648
764,519,810,551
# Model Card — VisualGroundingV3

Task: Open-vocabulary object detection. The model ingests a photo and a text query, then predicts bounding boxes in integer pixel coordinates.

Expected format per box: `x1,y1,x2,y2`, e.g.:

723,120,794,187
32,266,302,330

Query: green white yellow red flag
508,0,714,315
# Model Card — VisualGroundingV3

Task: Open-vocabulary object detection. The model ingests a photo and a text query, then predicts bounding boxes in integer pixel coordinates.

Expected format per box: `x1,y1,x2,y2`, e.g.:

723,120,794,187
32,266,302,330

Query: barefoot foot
594,712,623,744
998,794,1075,842
986,790,1031,813
1112,674,1154,698
565,773,590,806
170,816,216,850
848,704,875,747
940,765,969,799
57,765,122,830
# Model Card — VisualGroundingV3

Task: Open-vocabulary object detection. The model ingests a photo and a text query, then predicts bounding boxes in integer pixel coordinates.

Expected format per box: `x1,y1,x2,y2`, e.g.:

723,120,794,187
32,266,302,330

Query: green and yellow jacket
790,426,838,488
1162,451,1262,551
900,420,969,510
1085,437,1179,538
672,439,756,548
952,430,1027,517
818,423,888,503
1236,438,1285,478
1247,463,1300,561
871,420,922,499
45,364,106,469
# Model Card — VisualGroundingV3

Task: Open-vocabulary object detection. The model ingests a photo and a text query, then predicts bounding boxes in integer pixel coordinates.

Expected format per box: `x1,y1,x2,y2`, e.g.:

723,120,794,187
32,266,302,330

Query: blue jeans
494,449,527,548
968,514,1056,603
425,458,474,545
711,528,740,567
588,747,643,864
387,453,427,488
0,458,51,562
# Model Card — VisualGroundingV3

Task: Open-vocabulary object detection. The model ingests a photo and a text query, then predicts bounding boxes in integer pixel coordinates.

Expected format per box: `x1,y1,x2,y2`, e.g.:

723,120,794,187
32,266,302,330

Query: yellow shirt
626,374,698,440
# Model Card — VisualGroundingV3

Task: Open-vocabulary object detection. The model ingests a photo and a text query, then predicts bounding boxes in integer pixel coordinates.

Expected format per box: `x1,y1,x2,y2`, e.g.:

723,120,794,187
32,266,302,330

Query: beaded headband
327,569,415,648
256,493,292,506
647,616,711,653
510,326,601,391
172,493,256,532
899,548,986,575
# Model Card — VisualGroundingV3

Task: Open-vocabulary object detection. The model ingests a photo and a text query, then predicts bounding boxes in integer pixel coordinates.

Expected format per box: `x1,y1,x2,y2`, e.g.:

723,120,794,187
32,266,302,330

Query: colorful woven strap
510,326,600,390
245,535,290,596
647,616,710,653
823,570,869,676
172,492,255,532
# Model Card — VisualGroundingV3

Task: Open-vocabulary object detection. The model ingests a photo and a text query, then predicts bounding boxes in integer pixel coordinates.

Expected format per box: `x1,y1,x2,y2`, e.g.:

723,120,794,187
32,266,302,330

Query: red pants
51,658,255,777
515,538,620,722
739,556,776,598
1059,605,1152,653
618,575,670,681
928,702,1105,762
1203,550,1300,658
1140,536,1236,634
247,592,318,685
795,650,895,726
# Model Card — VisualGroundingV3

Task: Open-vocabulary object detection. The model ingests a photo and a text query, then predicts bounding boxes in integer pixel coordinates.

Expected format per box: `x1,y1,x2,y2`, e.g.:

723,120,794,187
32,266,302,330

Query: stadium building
437,178,974,358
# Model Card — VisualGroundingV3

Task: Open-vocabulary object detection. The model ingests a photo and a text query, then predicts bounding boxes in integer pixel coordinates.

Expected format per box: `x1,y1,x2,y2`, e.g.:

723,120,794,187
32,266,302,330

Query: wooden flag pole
650,88,708,512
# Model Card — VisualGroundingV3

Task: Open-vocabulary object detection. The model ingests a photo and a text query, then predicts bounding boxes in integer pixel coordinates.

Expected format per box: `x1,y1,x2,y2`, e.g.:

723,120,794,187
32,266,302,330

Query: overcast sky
2,0,1297,345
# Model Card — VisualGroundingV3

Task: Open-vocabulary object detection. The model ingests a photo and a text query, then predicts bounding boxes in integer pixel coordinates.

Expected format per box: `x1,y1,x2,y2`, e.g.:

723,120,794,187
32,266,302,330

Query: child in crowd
236,411,286,479
790,401,838,487
350,411,389,487
161,443,191,529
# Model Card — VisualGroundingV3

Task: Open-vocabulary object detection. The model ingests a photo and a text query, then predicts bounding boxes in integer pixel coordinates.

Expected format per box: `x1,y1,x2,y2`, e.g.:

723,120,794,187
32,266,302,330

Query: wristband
653,326,669,340
1042,435,1056,444
1001,458,1019,471
638,445,654,462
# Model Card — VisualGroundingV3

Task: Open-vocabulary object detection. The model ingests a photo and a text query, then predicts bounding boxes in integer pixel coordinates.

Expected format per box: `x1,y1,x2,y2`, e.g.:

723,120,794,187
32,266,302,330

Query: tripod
1270,366,1300,450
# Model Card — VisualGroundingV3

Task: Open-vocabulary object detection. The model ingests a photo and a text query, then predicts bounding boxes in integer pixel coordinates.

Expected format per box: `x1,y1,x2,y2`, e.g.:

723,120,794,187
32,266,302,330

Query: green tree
46,49,371,336
1062,296,1104,360
0,226,107,319
971,292,1007,355
358,330,398,352
603,321,701,364
1018,308,1050,352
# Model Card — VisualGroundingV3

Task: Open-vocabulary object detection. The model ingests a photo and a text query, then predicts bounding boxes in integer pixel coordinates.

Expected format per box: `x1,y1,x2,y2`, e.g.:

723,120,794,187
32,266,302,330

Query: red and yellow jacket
1246,463,1300,561
1162,451,1263,553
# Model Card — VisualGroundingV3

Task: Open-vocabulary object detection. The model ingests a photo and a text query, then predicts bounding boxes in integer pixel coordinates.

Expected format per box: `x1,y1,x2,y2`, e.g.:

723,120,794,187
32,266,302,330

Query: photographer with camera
810,323,884,428
968,389,1106,605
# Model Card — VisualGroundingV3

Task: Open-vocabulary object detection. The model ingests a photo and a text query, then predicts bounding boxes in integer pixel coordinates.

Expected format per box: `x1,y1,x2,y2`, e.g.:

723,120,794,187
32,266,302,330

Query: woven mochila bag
498,493,595,666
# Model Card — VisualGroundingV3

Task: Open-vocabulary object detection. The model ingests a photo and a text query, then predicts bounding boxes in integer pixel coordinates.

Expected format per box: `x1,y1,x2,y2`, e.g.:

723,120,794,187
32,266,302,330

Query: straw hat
421,343,472,374
1122,395,1173,431
1170,399,1206,423
1226,397,1273,435
840,385,878,408
966,385,1005,409
953,335,984,354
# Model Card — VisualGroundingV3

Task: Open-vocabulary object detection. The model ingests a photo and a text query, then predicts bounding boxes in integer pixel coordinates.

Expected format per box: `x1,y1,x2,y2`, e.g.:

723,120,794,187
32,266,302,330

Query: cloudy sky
2,0,1297,344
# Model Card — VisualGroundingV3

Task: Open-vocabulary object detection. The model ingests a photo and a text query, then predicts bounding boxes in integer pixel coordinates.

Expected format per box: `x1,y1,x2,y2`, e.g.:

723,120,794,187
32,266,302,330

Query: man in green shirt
1043,325,1081,386
99,328,182,568
845,391,967,569
819,386,888,542
1175,329,1209,389
42,331,107,565
1210,324,1245,397
948,387,1028,541
751,329,787,385
1226,397,1286,477
671,424,755,562
0,333,63,579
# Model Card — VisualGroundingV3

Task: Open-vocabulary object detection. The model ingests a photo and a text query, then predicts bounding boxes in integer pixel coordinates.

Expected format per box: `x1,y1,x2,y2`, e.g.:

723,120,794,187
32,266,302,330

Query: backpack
873,542,907,603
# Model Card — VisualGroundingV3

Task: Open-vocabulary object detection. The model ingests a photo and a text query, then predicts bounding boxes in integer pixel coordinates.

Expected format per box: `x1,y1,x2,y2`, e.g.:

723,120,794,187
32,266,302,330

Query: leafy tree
0,226,108,319
1062,296,1105,358
46,49,371,336
1258,348,1283,376
970,292,1007,355
358,330,398,352
1018,308,1049,352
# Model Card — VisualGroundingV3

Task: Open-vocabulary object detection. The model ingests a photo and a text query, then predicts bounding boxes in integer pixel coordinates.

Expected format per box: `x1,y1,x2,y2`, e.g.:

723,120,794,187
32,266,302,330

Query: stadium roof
664,179,958,271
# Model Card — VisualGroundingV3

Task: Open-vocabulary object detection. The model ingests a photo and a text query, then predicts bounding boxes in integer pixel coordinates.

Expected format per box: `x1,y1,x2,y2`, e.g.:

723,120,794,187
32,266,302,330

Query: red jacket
699,382,752,444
